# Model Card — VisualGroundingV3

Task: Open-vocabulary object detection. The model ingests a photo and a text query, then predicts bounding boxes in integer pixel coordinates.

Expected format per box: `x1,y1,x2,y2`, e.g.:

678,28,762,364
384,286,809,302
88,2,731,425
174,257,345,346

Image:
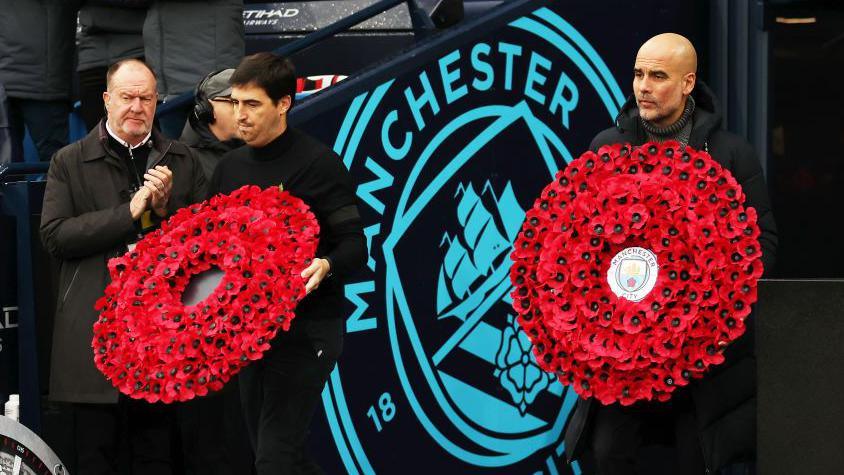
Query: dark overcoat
40,121,207,403
565,82,777,472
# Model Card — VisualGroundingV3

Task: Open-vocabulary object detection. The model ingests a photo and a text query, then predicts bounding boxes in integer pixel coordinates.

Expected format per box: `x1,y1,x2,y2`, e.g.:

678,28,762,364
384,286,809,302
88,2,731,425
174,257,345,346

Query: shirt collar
105,121,152,149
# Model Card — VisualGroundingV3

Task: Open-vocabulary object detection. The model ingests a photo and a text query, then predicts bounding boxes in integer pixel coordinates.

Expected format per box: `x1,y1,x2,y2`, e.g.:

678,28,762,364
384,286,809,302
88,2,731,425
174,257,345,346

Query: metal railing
0,162,49,183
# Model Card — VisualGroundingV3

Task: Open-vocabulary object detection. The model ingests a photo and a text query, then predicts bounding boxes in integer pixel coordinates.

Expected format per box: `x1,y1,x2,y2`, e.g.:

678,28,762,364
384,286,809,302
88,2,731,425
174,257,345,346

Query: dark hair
106,58,157,90
230,52,297,108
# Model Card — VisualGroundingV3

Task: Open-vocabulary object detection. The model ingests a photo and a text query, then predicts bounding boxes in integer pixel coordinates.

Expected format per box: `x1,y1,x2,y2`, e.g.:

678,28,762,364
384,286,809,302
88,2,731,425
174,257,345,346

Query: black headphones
192,69,227,125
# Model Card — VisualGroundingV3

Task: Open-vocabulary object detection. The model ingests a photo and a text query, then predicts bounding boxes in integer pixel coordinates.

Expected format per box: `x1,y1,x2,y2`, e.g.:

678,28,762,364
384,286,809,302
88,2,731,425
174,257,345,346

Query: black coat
564,82,777,471
0,84,12,165
0,0,82,100
77,1,149,72
143,0,244,96
40,121,207,403
179,116,244,181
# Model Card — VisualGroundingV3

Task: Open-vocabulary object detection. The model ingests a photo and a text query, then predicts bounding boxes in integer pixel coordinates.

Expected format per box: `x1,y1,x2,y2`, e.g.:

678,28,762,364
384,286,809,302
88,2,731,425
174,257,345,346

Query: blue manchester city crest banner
290,1,707,473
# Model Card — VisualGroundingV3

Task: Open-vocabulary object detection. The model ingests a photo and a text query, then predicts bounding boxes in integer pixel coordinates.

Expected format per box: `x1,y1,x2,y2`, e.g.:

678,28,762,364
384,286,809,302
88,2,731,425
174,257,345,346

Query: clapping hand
143,165,173,217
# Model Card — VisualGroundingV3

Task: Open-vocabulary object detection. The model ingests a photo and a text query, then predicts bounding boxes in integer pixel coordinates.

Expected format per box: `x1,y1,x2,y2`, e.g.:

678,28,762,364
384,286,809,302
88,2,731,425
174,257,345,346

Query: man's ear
683,72,697,96
103,91,110,111
278,95,292,116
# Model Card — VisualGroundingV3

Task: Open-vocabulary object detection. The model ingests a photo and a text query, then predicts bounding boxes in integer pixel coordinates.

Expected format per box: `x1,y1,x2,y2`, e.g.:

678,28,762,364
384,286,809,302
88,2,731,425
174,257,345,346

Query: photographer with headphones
176,68,252,475
179,69,244,181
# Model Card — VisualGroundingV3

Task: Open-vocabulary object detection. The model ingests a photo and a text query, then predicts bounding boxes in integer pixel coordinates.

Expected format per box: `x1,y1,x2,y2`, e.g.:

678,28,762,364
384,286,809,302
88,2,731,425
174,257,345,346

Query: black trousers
7,97,68,162
71,397,174,475
78,66,108,132
239,317,343,475
589,394,706,475
177,378,254,475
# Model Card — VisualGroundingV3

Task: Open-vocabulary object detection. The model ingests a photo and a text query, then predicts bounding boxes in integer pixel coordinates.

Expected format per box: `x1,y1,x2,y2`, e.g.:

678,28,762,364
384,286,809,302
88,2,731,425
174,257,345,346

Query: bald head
103,59,158,145
637,33,697,76
633,33,698,127
106,59,157,91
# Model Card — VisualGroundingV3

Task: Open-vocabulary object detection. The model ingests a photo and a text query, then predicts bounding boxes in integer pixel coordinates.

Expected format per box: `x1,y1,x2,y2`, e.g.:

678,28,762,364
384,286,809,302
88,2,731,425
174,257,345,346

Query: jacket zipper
127,146,142,187
126,140,172,185
149,142,172,169
62,265,80,304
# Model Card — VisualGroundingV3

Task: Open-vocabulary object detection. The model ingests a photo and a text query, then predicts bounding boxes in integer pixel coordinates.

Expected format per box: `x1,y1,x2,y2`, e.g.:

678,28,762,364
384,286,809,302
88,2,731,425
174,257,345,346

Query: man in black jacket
564,33,777,474
177,67,252,475
40,58,206,474
210,52,366,475
180,68,244,180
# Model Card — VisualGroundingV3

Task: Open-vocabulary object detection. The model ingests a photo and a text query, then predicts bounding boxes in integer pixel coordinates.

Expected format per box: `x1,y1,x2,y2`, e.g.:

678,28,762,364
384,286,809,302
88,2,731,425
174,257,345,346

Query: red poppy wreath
93,185,319,403
509,142,763,405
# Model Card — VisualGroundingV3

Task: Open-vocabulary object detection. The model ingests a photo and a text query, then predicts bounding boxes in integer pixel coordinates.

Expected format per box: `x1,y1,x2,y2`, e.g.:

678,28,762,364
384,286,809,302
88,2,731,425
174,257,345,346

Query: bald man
563,34,777,474
41,58,206,474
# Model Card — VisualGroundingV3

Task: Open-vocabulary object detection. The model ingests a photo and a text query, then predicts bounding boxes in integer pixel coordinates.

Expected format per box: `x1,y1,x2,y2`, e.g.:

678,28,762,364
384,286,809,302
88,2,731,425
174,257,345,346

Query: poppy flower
93,186,318,403
509,142,763,404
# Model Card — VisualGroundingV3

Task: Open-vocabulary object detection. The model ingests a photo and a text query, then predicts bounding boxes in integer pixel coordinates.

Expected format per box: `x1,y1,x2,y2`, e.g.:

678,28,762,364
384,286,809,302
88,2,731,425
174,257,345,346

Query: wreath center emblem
607,247,659,301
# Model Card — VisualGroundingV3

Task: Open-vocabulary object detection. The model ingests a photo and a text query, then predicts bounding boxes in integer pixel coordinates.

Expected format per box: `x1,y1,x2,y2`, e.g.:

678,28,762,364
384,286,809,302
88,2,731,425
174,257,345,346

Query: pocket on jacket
59,262,81,308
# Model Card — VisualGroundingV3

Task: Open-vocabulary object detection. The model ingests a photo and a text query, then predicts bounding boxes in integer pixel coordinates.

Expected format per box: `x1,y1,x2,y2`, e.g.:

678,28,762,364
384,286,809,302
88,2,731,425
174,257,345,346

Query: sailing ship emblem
437,181,522,321
435,181,558,414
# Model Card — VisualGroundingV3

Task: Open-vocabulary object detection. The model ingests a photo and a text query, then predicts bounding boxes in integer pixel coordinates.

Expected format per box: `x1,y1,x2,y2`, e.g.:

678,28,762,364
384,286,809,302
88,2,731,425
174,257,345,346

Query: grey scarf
640,95,695,146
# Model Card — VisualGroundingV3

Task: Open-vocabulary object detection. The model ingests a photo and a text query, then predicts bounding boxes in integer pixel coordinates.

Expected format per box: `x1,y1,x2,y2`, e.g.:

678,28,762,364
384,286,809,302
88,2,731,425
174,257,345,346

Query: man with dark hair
564,34,777,474
210,52,367,474
180,68,243,180
40,58,206,474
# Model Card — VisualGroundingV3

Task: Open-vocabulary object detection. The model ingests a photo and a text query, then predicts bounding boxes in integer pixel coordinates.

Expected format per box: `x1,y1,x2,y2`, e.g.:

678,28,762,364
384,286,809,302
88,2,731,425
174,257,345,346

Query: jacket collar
614,81,723,149
105,121,152,149
179,118,209,147
180,116,242,153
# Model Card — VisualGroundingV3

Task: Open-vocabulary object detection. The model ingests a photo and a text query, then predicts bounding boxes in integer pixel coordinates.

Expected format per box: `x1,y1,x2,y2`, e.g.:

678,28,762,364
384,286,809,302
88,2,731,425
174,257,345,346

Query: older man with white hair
40,58,206,474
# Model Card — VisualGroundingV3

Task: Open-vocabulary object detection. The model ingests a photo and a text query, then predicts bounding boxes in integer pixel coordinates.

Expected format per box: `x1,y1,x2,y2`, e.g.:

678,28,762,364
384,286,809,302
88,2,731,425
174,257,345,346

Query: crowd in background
0,0,245,165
